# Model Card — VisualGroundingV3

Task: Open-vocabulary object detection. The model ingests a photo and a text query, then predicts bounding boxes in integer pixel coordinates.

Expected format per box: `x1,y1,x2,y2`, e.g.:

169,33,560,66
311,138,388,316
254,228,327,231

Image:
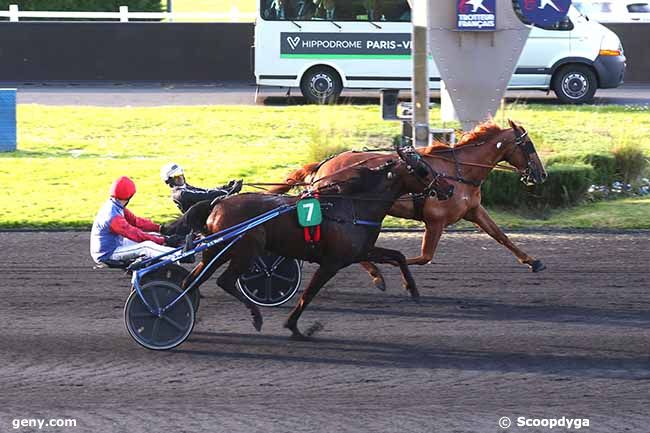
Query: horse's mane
420,121,505,155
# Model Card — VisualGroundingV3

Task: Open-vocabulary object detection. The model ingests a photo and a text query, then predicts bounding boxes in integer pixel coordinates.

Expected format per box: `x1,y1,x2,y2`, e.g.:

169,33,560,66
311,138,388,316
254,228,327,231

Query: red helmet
110,176,136,200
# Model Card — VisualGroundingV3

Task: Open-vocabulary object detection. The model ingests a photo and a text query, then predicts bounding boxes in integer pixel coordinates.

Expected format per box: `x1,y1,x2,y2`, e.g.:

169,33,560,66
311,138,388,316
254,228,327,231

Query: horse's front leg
284,262,341,340
366,247,419,300
464,205,545,272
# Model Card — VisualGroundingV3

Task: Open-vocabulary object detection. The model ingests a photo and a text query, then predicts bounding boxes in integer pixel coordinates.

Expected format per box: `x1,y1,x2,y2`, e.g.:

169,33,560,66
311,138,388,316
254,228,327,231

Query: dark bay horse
177,151,452,339
269,119,548,290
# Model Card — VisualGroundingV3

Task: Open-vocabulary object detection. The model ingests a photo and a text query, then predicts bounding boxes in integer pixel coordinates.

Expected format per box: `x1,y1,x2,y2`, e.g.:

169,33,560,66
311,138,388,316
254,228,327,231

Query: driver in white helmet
160,163,243,214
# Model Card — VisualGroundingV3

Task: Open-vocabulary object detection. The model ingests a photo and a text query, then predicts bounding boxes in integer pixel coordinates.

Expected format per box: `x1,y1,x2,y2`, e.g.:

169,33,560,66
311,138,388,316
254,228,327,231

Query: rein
420,132,532,187
308,155,392,185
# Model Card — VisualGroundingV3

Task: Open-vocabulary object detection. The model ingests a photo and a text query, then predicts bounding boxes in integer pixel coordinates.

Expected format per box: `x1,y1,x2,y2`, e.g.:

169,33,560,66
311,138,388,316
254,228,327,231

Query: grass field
171,0,256,15
1,103,649,229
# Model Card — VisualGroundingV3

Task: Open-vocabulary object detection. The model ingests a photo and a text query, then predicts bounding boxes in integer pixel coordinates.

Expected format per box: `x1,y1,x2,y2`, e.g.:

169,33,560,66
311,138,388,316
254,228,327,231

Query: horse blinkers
396,145,454,200
513,127,547,186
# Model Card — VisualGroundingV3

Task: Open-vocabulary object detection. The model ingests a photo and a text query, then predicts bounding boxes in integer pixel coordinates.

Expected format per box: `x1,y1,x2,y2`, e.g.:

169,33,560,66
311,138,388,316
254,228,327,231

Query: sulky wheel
236,255,302,307
124,280,195,351
139,264,200,312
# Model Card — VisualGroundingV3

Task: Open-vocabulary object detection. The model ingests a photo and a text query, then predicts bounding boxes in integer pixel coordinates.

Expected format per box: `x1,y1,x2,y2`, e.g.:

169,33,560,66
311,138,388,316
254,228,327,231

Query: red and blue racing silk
90,198,163,263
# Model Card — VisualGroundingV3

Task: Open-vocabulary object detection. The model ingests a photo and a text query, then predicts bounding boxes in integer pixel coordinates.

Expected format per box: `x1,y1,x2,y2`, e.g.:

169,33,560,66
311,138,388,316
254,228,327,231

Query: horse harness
408,127,537,219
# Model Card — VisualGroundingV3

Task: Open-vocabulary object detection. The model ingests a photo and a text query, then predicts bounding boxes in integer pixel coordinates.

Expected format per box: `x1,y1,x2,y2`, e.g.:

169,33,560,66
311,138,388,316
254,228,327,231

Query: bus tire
300,66,342,104
552,64,597,104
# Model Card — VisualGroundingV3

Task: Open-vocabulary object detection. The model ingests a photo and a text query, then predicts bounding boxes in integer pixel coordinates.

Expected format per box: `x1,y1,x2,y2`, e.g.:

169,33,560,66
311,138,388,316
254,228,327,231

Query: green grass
1,103,649,229
171,0,256,15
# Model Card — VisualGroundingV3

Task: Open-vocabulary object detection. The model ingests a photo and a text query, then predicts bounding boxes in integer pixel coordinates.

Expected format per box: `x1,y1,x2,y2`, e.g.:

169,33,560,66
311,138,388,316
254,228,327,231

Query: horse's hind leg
182,247,229,292
216,237,264,332
359,261,386,291
284,262,341,340
366,247,419,300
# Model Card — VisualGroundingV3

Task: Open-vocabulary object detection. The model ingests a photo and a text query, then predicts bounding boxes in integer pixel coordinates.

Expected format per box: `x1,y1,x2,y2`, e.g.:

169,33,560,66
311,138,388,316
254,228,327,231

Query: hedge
545,152,616,185
0,0,163,12
481,163,594,209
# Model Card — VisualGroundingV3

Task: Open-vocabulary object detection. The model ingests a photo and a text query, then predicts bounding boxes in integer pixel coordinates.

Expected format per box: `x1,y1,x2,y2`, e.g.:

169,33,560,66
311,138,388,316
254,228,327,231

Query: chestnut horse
177,149,452,339
269,119,548,290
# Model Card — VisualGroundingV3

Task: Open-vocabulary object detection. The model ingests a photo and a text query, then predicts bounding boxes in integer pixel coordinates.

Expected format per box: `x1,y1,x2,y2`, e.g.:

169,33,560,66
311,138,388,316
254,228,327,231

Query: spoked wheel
140,264,200,312
237,255,302,307
124,280,195,351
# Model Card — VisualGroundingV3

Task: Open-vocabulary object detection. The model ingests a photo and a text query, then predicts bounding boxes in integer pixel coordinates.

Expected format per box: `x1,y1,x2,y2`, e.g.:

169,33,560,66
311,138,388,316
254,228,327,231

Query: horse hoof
252,312,263,332
373,278,386,292
530,260,546,273
404,284,420,300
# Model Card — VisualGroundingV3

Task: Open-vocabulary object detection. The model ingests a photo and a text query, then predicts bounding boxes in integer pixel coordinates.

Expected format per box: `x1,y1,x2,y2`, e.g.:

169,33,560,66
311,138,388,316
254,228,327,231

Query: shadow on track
179,331,650,379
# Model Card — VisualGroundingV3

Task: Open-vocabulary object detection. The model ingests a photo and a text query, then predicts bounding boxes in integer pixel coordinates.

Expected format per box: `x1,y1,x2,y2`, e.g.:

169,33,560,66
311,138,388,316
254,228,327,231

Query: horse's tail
266,162,320,194
184,199,215,232
163,199,214,236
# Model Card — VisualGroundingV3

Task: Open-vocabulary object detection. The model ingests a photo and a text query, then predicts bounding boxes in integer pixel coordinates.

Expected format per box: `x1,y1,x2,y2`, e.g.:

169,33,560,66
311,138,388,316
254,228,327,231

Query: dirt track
0,231,649,433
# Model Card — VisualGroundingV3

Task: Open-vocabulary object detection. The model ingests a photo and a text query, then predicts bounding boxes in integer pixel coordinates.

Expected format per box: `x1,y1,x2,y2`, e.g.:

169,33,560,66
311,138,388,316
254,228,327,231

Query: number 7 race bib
296,198,323,227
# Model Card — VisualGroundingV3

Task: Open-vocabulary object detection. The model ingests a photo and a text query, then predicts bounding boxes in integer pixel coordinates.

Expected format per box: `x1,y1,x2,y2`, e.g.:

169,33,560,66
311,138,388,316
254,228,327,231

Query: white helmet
160,162,184,182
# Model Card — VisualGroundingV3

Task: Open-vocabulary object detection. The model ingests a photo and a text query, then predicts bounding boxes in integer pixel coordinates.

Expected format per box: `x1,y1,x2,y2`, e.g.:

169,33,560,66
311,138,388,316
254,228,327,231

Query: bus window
376,0,411,22
260,0,411,22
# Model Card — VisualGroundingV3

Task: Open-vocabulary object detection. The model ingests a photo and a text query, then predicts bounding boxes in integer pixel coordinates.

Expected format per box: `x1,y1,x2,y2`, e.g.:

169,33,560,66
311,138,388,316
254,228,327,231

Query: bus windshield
259,0,411,22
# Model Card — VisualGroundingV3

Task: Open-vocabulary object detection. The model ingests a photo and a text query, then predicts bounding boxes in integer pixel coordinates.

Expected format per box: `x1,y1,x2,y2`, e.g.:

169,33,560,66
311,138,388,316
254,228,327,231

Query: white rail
0,4,256,22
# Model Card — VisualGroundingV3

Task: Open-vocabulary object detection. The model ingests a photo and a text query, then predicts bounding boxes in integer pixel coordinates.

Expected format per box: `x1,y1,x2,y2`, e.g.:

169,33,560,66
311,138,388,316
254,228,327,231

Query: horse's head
502,119,547,185
395,144,454,200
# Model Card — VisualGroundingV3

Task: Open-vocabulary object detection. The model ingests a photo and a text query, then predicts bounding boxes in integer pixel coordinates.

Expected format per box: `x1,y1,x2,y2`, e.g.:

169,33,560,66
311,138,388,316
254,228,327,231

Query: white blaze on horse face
496,142,503,149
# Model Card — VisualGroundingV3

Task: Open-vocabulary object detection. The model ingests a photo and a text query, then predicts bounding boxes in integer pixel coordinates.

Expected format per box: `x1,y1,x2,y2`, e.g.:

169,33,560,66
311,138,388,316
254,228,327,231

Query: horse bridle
424,127,540,187
503,127,541,186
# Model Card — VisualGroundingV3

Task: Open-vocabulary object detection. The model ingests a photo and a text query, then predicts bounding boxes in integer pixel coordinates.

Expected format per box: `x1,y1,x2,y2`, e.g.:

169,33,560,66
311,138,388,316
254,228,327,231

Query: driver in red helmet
90,176,179,265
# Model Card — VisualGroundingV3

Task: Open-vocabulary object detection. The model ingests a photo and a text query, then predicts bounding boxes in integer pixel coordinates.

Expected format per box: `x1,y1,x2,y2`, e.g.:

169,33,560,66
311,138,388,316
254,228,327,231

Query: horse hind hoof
373,278,386,292
252,313,263,332
530,260,546,273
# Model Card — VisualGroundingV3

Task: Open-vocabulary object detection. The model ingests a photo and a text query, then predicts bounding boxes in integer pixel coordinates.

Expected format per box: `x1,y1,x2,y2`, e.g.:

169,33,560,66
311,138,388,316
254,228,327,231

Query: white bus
254,1,625,104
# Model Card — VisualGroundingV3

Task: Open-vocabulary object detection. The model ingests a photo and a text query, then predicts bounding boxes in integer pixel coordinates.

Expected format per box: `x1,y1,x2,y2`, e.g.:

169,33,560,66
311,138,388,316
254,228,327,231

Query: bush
545,152,616,185
482,163,594,209
306,125,352,162
612,143,649,184
0,1,163,12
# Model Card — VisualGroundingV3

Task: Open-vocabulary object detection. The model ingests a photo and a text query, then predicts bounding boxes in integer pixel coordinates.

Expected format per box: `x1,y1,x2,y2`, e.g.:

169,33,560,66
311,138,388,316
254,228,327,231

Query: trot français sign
457,0,497,30
281,32,411,59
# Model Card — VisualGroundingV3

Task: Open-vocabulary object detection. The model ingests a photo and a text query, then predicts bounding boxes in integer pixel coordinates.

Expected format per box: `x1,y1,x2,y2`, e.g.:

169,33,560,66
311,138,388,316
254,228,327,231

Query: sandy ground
0,230,648,433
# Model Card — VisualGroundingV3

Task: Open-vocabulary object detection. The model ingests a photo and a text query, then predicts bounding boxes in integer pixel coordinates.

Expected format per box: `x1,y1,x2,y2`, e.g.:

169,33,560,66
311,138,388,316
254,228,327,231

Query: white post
119,5,129,22
412,0,429,148
9,4,19,22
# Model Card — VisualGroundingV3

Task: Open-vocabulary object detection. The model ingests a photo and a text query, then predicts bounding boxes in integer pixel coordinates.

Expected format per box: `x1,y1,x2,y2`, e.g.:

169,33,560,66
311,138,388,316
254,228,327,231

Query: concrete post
412,0,430,148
